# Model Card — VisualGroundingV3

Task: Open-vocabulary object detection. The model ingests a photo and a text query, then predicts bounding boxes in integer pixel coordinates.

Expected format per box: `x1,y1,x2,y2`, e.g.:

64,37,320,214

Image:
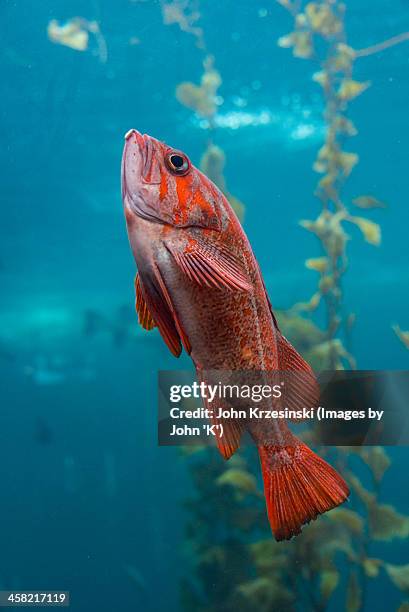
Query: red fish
121,129,349,541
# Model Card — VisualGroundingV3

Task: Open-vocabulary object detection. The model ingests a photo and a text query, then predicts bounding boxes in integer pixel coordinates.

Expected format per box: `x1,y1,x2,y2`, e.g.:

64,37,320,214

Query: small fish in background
111,305,136,347
82,306,127,346
34,417,53,446
82,304,148,347
121,130,349,541
124,565,147,594
24,352,96,386
24,355,66,386
83,309,107,338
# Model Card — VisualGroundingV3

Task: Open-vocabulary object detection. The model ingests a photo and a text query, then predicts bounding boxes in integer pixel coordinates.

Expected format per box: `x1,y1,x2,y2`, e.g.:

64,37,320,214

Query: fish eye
165,151,190,176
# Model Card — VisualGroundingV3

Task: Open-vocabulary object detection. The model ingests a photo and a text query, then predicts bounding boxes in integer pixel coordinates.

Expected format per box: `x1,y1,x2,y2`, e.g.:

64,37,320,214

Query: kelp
278,0,387,366
161,0,204,48
162,2,408,610
176,55,222,119
393,325,409,350
200,144,245,222
385,564,409,595
182,442,409,610
47,17,107,62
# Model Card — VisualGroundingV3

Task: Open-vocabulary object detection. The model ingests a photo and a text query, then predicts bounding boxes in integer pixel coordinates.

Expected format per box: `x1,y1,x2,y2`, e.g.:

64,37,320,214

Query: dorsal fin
258,265,320,413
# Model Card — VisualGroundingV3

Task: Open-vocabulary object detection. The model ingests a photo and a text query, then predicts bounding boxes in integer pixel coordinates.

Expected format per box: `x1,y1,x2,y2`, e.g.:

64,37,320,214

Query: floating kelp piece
346,570,362,612
162,0,204,47
250,540,288,572
312,70,329,87
47,18,89,50
333,115,358,136
278,31,314,58
200,143,246,222
327,507,364,535
393,325,409,349
320,568,339,601
176,55,221,118
236,577,294,610
216,468,259,495
338,78,370,101
352,195,387,209
385,563,409,594
305,257,329,273
47,17,107,62
330,43,356,71
359,447,391,482
362,557,382,578
369,503,409,541
305,2,342,36
347,215,381,245
275,310,325,350
347,473,376,506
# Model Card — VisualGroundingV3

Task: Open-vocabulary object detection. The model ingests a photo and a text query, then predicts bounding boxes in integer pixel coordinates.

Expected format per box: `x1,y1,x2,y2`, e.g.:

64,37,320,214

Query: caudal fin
258,442,349,541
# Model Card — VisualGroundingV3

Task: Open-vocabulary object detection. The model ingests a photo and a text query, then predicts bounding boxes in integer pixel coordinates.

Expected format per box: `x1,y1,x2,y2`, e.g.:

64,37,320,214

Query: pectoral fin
135,274,156,331
135,263,192,357
166,240,252,292
135,269,183,357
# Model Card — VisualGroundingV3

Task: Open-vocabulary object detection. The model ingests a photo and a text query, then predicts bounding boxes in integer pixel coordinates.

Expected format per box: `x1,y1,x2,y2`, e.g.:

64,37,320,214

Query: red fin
138,269,182,357
153,266,192,355
211,406,244,460
277,332,320,421
166,240,252,292
135,274,156,331
197,368,244,459
259,441,349,541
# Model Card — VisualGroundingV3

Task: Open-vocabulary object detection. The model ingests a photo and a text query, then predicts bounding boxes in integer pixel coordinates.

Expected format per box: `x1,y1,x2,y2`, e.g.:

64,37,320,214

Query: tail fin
258,441,349,541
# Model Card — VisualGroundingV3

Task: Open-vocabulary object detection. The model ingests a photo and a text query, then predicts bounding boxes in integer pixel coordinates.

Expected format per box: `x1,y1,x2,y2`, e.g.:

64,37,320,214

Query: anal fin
197,368,244,459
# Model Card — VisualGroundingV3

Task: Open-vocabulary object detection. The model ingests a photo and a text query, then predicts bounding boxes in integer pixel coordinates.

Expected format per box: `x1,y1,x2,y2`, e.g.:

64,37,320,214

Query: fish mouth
121,129,162,222
121,129,145,199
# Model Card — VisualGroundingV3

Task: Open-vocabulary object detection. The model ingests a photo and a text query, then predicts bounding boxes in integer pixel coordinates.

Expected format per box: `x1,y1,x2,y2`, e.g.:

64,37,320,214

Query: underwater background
1,0,409,610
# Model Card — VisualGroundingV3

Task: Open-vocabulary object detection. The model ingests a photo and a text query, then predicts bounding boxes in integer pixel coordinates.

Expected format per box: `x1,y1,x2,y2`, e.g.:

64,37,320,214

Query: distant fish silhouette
34,417,53,446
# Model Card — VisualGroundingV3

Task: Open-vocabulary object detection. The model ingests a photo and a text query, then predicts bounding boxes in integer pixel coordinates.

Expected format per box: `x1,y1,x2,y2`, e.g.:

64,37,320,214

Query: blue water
1,1,409,610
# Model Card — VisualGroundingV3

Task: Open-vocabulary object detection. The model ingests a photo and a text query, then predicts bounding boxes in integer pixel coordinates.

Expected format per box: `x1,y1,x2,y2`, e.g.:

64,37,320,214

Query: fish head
121,130,223,230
